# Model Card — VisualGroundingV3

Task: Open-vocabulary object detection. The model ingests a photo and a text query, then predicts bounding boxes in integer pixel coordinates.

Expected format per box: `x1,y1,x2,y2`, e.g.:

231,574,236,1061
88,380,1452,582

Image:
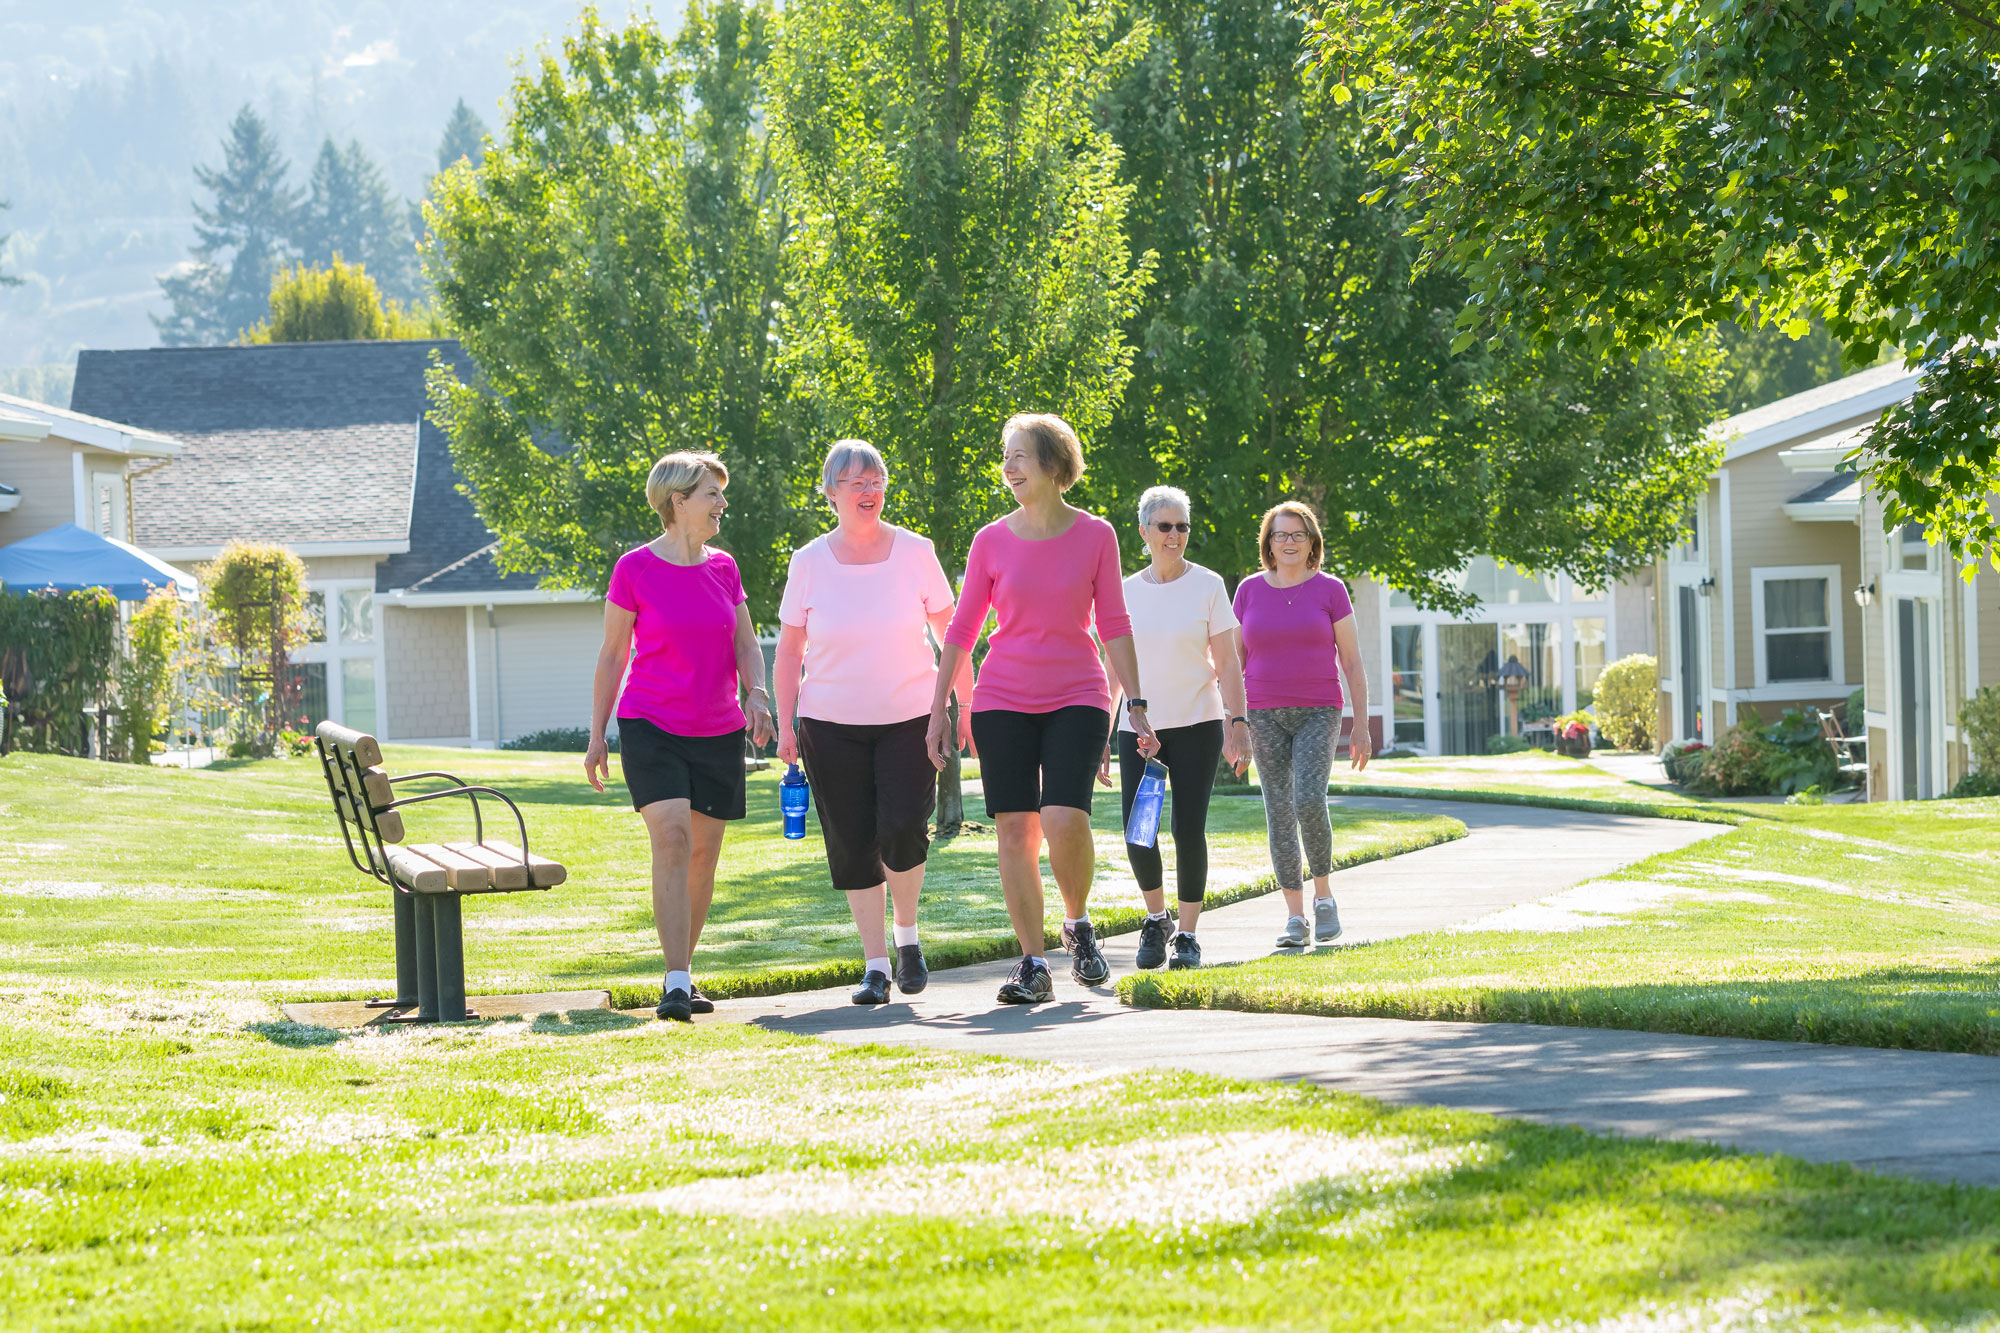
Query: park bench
314,720,567,1022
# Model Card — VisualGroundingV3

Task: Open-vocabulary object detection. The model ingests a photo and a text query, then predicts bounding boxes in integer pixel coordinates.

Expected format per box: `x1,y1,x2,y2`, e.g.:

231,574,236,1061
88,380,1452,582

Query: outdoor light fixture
1696,576,1716,598
1853,580,1876,609
0,483,17,514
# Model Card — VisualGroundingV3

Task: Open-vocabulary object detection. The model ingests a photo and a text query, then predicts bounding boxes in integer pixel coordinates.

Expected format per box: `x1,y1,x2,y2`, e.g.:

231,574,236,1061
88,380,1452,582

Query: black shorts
796,715,935,892
617,716,747,820
970,705,1110,816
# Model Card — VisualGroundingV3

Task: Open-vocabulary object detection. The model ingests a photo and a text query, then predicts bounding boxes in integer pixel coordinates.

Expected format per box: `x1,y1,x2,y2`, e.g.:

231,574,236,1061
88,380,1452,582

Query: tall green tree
436,99,491,172
295,139,419,302
1096,0,1719,606
427,4,808,618
769,0,1153,825
1320,0,2000,561
242,258,444,344
769,0,1152,572
155,105,298,345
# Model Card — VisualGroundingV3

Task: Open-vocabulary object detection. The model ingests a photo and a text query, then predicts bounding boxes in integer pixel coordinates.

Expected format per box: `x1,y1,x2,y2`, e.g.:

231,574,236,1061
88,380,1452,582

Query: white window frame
1750,564,1844,689
291,577,388,735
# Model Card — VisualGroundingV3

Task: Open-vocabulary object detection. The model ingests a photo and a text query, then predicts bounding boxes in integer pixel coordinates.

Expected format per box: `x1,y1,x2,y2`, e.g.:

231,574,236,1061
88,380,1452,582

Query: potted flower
1661,739,1709,785
1551,710,1595,758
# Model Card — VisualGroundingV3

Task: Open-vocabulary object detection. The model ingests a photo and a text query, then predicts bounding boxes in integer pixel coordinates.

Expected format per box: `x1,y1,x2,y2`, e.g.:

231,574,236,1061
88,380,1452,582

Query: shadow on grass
243,1020,346,1048
1127,955,2000,1056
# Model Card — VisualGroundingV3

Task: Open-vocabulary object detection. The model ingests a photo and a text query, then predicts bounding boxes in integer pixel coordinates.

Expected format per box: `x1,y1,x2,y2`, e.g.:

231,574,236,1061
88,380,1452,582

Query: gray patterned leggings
1248,706,1337,892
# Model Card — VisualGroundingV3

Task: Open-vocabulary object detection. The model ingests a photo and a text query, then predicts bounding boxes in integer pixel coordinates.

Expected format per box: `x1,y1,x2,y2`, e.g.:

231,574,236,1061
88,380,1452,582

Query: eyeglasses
1152,521,1190,534
836,475,887,493
1269,530,1310,543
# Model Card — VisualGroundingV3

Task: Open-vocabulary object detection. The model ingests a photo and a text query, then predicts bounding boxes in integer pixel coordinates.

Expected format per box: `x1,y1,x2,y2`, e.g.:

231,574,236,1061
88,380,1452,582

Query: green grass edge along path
1126,794,2000,1058
0,748,1461,1011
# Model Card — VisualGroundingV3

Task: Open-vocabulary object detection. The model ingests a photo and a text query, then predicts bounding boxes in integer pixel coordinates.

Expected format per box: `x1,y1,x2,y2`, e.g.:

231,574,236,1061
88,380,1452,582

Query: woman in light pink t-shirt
773,440,970,1006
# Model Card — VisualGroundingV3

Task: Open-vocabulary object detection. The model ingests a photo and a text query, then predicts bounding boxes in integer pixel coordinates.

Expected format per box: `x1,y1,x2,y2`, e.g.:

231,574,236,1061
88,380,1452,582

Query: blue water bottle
1124,759,1168,848
781,763,811,840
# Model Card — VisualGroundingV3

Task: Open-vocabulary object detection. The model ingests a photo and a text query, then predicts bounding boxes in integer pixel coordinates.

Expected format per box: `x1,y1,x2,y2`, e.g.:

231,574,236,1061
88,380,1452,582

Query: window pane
339,589,375,644
1500,622,1559,726
341,658,377,733
1767,631,1831,681
1573,616,1607,707
1460,557,1555,605
288,662,328,727
303,591,327,644
1391,625,1425,743
1900,523,1932,572
1763,578,1827,630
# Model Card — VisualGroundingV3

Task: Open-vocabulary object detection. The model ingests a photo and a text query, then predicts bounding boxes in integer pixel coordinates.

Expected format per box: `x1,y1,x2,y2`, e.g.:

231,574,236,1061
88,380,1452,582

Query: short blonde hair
821,438,886,495
646,451,729,529
1258,501,1324,571
1001,412,1085,491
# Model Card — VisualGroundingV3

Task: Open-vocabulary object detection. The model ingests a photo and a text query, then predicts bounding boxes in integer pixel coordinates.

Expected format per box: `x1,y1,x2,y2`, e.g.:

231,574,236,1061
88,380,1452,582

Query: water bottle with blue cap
1124,759,1168,848
781,763,811,839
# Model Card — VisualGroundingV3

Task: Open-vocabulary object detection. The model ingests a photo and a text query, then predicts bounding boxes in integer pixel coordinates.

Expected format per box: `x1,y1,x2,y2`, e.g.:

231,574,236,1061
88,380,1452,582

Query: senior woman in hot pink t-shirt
773,439,970,1007
926,413,1158,1006
584,451,777,1025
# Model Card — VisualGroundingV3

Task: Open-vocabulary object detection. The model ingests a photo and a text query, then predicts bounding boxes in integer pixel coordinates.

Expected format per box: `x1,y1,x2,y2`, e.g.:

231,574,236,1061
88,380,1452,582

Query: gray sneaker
1274,914,1310,948
1169,932,1202,970
1314,896,1343,943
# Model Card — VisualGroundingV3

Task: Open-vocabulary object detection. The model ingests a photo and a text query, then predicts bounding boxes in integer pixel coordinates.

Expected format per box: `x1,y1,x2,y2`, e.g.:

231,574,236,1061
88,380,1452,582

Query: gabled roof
0,391,181,456
68,340,552,597
1712,360,1920,462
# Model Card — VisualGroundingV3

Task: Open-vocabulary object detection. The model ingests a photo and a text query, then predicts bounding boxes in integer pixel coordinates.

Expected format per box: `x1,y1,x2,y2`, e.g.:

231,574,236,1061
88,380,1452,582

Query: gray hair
1137,485,1192,528
821,438,887,495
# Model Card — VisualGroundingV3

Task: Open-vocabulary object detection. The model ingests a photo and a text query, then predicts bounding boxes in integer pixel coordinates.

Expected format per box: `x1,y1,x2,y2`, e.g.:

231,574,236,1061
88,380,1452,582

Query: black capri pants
970,705,1111,816
796,714,935,892
1117,719,1225,903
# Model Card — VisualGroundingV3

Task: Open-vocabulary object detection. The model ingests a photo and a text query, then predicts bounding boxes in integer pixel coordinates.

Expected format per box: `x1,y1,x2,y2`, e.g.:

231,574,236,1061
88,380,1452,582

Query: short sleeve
606,552,638,613
718,551,747,607
1209,572,1240,634
777,547,811,628
1326,574,1354,624
1230,576,1251,626
915,538,955,614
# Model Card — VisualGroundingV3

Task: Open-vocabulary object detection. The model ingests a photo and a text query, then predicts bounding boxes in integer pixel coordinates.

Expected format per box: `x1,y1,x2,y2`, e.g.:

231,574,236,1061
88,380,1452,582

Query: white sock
1147,909,1171,922
1025,954,1047,967
893,922,920,948
864,956,890,977
665,969,692,994
1064,916,1087,930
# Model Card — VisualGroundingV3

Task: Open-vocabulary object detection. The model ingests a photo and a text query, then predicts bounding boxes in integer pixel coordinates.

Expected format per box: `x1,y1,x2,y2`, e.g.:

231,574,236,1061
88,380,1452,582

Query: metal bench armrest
385,772,483,841
382,785,533,876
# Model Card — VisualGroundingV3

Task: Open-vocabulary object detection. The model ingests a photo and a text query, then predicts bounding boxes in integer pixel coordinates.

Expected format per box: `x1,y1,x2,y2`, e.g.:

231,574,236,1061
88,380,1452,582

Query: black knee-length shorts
970,705,1111,816
796,714,936,892
617,716,747,820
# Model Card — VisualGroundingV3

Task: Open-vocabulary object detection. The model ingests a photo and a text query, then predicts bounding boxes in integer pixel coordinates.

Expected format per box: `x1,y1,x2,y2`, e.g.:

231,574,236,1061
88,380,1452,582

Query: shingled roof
69,340,545,597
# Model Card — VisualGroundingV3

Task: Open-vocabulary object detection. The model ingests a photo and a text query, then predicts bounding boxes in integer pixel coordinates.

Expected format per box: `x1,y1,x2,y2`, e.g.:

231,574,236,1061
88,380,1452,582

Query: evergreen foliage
427,4,810,618
295,139,419,302
0,201,18,289
155,106,299,346
242,258,443,344
0,589,119,757
436,99,491,172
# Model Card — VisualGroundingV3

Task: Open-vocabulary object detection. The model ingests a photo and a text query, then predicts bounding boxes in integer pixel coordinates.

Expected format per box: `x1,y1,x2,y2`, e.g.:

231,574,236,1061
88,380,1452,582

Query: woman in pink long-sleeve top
927,413,1159,1005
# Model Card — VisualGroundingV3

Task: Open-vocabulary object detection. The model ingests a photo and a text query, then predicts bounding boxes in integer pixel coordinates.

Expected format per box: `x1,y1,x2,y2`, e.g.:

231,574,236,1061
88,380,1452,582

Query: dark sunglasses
1152,521,1191,534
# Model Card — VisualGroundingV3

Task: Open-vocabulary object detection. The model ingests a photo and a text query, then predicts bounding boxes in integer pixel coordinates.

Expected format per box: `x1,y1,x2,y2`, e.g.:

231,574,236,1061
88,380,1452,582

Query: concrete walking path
714,796,2000,1185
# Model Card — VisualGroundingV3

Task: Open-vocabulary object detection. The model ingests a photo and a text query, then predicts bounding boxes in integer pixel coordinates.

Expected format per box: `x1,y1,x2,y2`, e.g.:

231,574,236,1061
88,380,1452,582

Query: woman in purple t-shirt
1232,501,1371,950
584,451,777,1024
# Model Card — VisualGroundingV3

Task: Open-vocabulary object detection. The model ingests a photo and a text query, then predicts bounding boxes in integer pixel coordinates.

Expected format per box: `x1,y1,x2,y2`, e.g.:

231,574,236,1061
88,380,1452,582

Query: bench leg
413,895,440,1022
367,888,422,1009
430,894,471,1022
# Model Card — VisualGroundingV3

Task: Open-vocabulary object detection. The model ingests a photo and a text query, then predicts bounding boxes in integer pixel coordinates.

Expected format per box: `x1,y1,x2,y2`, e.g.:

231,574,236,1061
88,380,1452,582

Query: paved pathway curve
716,797,2000,1186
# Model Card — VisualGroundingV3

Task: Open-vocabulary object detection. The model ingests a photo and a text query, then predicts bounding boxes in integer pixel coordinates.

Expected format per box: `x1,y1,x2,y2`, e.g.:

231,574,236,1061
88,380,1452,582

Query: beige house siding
1346,575,1386,738
1722,448,1863,696
300,555,382,583
0,441,82,544
383,606,470,740
493,602,604,742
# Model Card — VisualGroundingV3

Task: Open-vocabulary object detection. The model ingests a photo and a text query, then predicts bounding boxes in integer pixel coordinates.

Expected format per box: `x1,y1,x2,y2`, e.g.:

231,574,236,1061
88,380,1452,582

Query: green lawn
1125,797,2000,1055
1302,749,1737,823
0,748,1460,1007
5,1000,2000,1329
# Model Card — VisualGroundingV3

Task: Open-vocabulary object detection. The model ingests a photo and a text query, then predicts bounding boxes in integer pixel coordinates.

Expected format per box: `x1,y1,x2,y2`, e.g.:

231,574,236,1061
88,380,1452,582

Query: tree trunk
935,696,966,837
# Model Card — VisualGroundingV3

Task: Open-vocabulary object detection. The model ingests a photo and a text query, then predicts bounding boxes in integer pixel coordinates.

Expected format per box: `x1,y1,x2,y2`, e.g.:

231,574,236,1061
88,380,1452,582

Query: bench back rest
314,720,405,885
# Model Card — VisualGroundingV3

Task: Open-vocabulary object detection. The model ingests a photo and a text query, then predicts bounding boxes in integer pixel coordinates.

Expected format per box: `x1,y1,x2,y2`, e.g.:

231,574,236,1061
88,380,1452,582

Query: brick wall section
384,605,469,739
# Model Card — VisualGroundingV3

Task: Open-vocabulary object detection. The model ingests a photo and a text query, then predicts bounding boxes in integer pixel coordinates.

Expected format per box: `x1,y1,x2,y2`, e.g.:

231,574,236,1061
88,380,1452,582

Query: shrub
116,589,183,764
1593,654,1656,751
1960,685,2000,777
200,542,311,743
1661,739,1708,785
0,588,118,756
1949,770,2000,799
1485,734,1533,754
1687,709,1836,797
501,727,619,753
1846,686,1866,730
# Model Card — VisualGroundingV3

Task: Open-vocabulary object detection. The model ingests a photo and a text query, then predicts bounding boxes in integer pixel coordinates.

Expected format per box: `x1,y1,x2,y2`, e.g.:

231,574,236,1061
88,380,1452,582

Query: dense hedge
0,588,118,755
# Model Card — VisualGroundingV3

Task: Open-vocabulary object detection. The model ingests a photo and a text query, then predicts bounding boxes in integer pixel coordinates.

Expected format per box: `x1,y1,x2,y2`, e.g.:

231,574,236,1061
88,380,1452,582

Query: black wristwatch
1228,715,1249,727
1125,698,1149,714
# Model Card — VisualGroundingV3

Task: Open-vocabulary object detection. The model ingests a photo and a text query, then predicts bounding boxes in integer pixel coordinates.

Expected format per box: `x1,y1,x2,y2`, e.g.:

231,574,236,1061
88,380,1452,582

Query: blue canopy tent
0,523,197,602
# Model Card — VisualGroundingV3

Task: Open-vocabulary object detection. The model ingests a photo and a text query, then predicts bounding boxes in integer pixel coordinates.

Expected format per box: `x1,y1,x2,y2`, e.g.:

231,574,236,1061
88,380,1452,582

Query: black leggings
1117,719,1225,904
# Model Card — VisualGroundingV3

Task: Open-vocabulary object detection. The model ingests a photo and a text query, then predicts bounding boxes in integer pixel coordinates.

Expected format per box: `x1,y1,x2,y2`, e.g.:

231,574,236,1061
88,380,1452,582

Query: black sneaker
851,970,892,1005
1134,915,1172,970
688,981,715,1015
655,987,693,1023
1062,918,1110,986
1170,932,1202,970
894,944,929,995
996,957,1053,1004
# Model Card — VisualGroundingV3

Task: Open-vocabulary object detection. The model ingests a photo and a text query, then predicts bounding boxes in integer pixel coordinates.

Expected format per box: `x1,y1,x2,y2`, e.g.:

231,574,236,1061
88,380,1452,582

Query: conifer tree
436,99,490,172
295,139,418,302
155,106,298,345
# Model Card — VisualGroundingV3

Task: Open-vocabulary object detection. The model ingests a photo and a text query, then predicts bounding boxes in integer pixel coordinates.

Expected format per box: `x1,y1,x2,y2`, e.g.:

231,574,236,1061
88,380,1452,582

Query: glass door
1897,597,1937,799
1677,585,1704,741
1438,624,1500,755
1389,625,1427,748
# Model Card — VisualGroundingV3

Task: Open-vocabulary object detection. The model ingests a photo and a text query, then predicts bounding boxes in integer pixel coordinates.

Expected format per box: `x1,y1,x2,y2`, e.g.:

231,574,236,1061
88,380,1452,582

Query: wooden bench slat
447,842,530,890
315,719,383,768
463,840,567,888
360,766,393,809
371,846,449,894
408,843,494,892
